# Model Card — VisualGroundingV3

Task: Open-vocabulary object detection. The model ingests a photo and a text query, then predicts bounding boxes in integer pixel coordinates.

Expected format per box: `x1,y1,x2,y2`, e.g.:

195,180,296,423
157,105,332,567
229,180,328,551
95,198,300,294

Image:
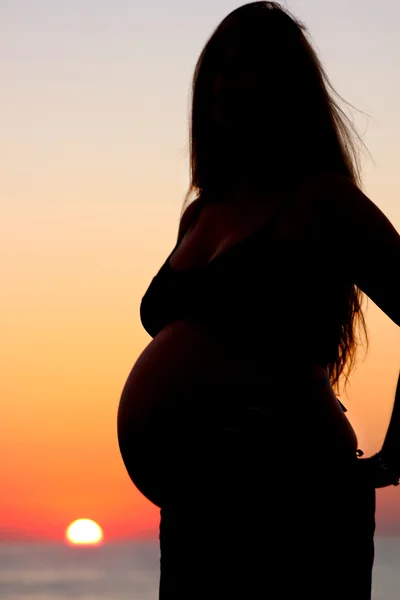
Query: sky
1,0,399,542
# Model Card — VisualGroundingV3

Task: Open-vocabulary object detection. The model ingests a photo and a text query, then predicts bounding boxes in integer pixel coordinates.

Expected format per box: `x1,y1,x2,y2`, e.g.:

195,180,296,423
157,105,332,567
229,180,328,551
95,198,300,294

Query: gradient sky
1,0,399,542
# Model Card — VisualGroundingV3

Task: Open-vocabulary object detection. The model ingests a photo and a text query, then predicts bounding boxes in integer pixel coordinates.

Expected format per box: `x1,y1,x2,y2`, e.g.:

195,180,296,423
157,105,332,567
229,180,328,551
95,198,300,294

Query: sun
65,519,104,546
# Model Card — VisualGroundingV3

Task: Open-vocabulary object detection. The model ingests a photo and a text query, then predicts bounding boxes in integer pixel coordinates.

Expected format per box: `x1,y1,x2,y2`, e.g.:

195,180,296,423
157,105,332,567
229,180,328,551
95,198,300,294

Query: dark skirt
158,406,376,600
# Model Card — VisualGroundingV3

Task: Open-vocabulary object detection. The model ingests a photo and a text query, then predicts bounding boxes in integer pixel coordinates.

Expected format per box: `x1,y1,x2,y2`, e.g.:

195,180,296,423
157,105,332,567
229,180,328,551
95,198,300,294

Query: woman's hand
358,450,400,489
358,371,400,488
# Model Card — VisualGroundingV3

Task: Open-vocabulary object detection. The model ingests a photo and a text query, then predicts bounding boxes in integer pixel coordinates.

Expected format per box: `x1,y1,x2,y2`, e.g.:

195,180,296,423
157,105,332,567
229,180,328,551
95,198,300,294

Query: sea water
0,537,398,599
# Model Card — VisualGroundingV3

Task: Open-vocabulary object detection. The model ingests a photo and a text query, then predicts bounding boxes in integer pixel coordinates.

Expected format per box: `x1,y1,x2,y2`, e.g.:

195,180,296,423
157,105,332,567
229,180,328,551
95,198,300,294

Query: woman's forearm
381,370,400,461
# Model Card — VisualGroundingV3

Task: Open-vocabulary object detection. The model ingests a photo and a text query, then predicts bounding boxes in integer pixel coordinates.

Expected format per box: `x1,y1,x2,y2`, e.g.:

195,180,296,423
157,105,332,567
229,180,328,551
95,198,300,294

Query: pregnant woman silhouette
117,3,400,598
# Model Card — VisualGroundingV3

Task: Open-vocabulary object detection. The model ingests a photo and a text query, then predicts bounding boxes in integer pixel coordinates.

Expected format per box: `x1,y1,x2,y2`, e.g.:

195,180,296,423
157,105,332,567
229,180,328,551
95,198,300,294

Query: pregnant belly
117,320,358,507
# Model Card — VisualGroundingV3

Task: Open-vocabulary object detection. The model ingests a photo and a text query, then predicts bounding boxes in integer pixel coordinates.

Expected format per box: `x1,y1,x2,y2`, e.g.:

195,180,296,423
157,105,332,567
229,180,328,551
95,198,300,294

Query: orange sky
2,294,399,542
1,0,400,542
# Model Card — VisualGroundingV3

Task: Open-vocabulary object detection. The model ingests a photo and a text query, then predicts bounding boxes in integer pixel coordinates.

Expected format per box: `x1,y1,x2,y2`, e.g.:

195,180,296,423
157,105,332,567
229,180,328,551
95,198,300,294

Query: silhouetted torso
117,179,359,508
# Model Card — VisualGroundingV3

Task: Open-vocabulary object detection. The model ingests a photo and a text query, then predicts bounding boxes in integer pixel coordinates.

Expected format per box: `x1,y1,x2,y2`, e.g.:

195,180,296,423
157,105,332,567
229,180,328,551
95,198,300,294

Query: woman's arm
317,173,400,327
316,175,400,485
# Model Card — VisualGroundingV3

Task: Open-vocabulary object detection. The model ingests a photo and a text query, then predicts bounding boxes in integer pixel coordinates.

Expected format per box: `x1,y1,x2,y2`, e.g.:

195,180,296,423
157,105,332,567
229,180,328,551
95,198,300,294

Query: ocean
0,537,398,599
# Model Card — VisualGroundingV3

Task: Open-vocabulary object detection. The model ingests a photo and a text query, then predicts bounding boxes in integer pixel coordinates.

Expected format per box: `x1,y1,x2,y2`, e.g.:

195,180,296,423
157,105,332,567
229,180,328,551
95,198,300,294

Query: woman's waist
135,321,357,450
190,361,358,454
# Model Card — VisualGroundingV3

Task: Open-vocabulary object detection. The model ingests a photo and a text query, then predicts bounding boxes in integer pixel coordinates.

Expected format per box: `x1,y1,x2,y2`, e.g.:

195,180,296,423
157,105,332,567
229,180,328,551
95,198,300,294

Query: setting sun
65,519,104,546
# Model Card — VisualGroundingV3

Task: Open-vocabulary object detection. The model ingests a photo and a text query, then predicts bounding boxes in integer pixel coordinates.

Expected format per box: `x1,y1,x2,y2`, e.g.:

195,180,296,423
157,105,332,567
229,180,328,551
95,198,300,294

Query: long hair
180,1,371,395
